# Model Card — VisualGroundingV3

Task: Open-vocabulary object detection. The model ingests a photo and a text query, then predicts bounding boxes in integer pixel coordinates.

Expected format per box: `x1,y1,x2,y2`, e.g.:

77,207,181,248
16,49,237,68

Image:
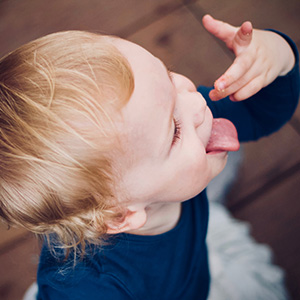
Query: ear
106,206,147,234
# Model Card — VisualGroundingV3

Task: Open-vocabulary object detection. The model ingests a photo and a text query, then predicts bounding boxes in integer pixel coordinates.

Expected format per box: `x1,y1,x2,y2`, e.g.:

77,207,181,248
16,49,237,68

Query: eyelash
172,118,182,146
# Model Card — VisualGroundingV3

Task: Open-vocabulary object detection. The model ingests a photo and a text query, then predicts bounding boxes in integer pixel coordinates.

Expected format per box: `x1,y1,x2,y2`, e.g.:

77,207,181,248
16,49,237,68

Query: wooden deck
0,0,299,299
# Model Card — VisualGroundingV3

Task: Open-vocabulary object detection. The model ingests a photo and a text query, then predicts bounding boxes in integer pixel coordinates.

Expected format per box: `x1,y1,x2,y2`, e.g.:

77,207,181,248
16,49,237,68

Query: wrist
278,35,295,76
266,30,296,76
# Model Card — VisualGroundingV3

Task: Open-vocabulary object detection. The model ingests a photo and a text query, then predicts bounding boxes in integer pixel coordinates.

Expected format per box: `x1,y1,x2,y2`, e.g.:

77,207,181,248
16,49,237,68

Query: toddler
0,15,299,299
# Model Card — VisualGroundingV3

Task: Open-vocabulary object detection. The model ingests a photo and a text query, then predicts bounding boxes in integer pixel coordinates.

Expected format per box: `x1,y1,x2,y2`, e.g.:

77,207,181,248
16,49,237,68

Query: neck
126,202,182,236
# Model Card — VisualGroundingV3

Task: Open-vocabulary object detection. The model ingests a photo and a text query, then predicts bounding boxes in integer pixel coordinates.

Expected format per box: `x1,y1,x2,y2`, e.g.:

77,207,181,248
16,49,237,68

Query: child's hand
203,15,295,101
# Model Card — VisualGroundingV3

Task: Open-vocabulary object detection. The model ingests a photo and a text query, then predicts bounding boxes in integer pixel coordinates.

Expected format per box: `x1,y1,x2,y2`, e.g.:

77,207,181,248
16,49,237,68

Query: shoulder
37,245,134,299
37,271,134,299
37,246,97,286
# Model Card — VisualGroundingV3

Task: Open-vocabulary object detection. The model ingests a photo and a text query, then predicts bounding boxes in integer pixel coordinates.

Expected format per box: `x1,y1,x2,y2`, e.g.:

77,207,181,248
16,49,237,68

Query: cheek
175,148,212,193
189,153,212,186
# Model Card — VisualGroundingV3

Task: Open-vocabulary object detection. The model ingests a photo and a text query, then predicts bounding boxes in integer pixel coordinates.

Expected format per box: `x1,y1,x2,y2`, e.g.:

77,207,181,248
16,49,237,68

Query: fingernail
245,29,252,36
216,81,226,92
242,25,252,36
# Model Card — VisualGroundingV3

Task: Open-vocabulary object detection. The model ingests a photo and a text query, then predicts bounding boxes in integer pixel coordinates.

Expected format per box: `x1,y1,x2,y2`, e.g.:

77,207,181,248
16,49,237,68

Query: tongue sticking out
206,118,240,153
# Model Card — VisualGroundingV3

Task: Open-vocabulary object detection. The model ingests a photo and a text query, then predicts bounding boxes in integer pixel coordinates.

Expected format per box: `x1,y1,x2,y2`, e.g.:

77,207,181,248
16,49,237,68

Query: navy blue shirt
37,31,299,300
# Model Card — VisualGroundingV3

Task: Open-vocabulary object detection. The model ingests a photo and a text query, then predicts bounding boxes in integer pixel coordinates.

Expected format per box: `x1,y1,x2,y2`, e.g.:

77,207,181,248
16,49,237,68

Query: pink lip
206,150,228,155
204,108,214,150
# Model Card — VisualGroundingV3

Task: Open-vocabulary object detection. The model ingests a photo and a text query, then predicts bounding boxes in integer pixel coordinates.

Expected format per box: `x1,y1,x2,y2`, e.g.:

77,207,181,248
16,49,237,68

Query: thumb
233,21,253,50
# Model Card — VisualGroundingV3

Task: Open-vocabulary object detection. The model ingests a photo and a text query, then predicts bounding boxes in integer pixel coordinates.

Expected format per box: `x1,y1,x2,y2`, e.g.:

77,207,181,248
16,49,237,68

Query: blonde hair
0,31,134,255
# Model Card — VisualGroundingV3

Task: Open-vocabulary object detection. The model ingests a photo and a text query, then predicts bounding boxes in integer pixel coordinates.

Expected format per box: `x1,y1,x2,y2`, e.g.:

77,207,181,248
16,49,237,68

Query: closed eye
172,118,181,146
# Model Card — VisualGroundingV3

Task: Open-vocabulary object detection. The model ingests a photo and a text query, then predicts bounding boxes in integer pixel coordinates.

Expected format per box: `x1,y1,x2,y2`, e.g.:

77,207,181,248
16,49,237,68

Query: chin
209,151,228,178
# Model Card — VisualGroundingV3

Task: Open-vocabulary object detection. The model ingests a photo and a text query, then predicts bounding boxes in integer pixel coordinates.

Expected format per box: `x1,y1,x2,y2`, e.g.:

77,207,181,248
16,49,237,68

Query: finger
209,89,221,101
233,21,253,49
214,53,253,91
202,14,237,46
211,62,263,101
230,76,264,101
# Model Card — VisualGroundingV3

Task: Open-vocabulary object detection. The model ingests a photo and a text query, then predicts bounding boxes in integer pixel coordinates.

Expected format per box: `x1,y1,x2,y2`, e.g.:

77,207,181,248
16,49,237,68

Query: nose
177,90,207,129
173,73,197,93
173,73,207,128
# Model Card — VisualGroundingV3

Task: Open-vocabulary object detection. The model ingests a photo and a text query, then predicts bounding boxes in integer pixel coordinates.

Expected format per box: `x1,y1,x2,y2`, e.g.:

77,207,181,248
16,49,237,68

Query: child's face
112,39,230,206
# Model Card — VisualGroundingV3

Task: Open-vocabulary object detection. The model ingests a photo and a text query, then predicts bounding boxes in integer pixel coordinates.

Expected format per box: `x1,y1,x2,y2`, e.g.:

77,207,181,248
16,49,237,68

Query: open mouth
205,118,240,154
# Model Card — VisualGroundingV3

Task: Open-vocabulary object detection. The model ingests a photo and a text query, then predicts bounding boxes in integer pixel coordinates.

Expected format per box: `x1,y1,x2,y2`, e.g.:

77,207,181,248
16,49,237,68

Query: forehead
112,38,155,69
112,38,165,86
112,38,172,107
111,38,173,162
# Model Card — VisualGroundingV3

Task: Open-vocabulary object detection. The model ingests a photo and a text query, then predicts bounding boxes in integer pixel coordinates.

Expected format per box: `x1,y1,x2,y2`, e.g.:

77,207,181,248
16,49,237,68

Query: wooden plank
0,234,39,300
186,0,300,41
229,170,300,300
128,6,232,87
290,102,300,137
0,0,178,56
0,223,28,252
227,123,300,207
289,39,300,137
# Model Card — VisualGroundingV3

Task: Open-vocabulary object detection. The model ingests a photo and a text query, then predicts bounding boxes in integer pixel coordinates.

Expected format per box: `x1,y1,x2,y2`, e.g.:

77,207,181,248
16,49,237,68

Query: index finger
214,53,252,91
202,15,237,48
